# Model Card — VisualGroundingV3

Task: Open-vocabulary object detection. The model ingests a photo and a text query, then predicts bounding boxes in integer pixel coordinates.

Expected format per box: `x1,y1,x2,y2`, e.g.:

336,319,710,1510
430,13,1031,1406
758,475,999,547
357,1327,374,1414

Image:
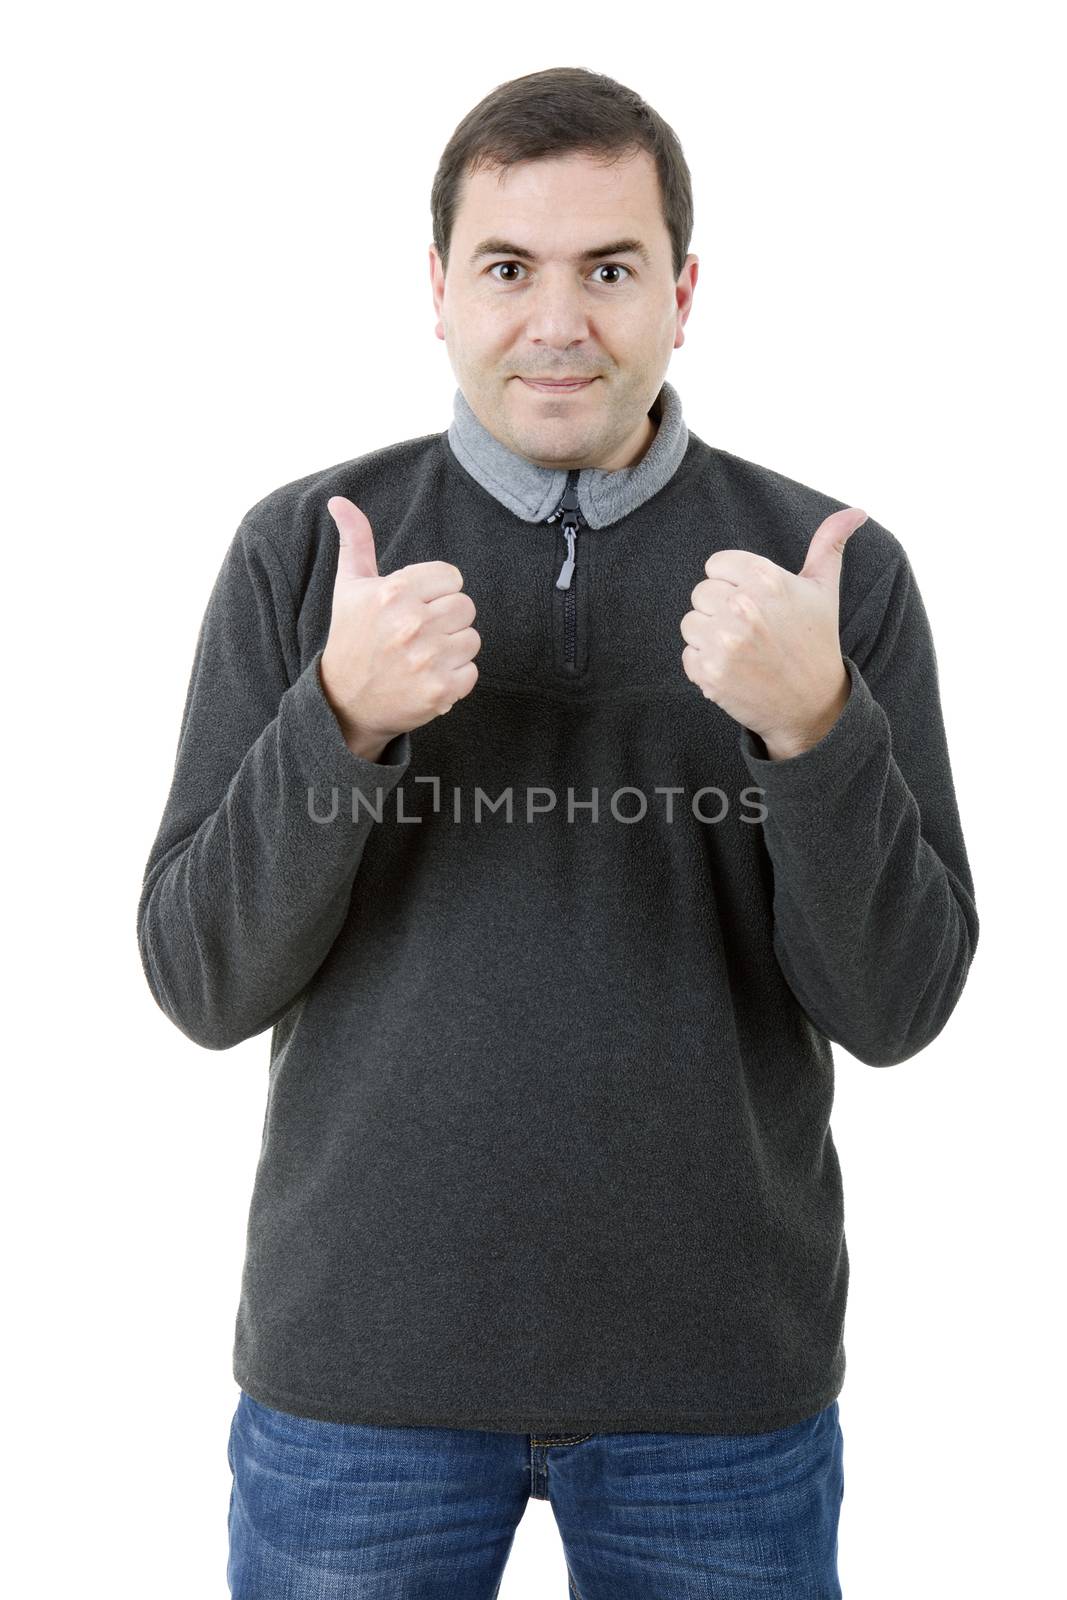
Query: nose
519,269,596,350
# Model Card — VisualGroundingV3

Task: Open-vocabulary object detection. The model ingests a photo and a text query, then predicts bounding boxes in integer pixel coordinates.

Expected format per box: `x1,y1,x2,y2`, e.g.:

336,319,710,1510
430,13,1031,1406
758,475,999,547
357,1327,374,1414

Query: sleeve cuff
281,646,413,786
738,655,887,790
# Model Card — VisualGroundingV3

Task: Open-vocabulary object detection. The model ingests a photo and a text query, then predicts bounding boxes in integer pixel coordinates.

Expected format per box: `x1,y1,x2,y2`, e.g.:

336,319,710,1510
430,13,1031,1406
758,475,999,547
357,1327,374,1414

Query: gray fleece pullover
136,378,979,1434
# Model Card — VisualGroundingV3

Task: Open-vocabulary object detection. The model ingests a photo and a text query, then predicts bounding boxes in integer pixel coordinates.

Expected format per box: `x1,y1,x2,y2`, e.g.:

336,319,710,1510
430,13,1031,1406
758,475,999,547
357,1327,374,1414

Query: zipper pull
556,527,576,589
548,470,583,590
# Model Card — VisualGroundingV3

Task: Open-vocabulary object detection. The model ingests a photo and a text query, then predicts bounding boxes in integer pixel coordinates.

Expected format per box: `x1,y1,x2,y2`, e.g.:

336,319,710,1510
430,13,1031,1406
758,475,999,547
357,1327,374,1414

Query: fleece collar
446,378,689,529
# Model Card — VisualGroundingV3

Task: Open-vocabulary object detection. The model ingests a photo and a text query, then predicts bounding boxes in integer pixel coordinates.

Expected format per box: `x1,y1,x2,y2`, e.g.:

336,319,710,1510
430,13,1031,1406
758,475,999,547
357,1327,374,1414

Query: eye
487,261,633,286
590,263,632,286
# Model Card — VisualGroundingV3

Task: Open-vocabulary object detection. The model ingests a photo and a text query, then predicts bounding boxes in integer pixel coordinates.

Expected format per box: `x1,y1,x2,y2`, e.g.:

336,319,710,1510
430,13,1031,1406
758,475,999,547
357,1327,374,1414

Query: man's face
429,149,698,472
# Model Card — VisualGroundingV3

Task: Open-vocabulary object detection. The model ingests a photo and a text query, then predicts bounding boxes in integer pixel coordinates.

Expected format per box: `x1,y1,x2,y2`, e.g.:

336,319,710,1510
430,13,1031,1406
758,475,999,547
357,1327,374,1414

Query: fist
680,506,868,757
319,496,481,755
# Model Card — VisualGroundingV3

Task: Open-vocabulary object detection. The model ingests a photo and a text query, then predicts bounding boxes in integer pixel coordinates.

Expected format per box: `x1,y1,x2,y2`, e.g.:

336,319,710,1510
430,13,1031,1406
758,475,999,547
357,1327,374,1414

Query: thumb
798,506,868,588
326,496,379,582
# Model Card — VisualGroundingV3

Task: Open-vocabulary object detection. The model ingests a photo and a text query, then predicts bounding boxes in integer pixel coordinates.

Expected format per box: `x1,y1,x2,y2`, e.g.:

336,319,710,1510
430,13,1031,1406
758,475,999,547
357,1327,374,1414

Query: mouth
519,377,597,394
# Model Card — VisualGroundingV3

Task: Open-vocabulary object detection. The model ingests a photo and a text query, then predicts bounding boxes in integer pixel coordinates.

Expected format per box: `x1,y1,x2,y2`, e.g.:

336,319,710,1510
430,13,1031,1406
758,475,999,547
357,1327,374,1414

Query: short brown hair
430,67,694,282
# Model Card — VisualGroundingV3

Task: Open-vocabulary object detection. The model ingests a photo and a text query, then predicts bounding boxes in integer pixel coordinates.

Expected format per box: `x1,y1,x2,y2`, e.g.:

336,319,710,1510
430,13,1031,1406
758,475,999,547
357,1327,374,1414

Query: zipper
547,469,586,672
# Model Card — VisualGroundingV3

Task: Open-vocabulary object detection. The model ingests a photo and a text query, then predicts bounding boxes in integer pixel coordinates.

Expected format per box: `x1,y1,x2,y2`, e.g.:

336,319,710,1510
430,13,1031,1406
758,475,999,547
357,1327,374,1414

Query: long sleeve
136,517,411,1051
737,539,979,1068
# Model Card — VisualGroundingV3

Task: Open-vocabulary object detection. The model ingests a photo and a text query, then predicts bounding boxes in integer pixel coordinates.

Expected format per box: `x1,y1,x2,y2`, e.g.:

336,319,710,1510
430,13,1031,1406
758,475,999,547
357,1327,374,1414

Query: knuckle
394,611,422,645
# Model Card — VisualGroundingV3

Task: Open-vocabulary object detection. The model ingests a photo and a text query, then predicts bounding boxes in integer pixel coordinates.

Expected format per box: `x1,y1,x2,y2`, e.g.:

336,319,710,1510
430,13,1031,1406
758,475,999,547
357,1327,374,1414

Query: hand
319,496,481,751
680,507,869,757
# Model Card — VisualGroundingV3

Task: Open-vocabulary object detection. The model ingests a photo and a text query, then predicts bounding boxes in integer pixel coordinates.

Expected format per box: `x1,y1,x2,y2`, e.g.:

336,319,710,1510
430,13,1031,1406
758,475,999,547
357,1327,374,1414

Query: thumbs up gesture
318,496,481,759
680,507,869,759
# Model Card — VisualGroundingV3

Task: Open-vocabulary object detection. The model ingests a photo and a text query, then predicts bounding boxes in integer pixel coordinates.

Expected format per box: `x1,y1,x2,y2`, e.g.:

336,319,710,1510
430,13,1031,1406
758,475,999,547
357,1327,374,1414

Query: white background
6,1,1062,1594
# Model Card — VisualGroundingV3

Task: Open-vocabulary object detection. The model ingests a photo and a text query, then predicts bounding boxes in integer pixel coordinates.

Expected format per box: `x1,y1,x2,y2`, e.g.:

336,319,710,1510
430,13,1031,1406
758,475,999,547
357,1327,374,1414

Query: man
137,66,979,1599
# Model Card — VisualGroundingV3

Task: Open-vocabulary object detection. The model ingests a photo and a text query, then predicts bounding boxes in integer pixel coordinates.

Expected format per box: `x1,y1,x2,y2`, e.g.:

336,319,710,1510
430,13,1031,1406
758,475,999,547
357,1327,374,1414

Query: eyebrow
468,236,652,269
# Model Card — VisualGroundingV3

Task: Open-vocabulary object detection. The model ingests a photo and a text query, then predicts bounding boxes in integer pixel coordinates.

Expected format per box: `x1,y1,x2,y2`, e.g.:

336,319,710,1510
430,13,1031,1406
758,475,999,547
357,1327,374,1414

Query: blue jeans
227,1389,844,1598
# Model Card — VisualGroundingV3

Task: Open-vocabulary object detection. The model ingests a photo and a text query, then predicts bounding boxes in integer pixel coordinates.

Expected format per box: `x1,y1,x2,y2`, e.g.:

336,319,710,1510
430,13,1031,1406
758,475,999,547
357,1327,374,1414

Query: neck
445,379,690,529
